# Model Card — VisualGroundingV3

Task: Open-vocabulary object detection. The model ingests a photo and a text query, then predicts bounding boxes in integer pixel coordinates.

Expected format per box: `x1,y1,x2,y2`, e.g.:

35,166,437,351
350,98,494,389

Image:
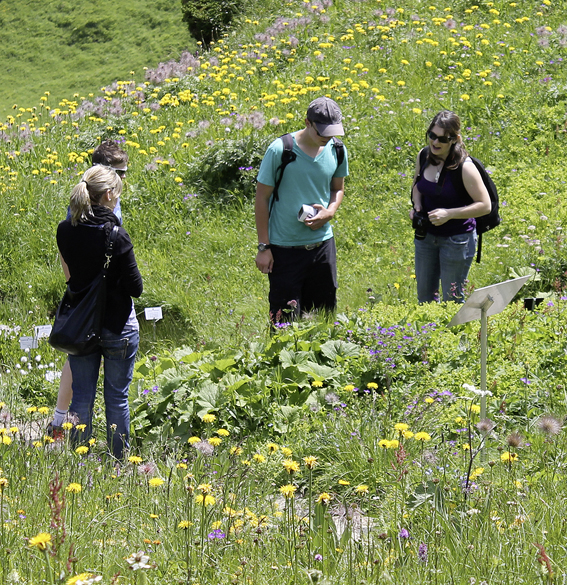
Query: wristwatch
257,243,271,252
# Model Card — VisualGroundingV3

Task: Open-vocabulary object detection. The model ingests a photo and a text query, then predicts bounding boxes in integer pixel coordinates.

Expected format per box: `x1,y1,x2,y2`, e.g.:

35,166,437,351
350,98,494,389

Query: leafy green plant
181,0,244,45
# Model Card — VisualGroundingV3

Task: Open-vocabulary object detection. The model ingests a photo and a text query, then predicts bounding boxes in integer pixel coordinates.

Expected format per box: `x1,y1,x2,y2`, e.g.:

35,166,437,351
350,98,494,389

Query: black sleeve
115,229,143,298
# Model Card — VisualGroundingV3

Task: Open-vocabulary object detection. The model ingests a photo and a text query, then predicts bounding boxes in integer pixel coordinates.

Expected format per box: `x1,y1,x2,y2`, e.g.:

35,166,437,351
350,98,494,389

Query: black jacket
57,206,143,334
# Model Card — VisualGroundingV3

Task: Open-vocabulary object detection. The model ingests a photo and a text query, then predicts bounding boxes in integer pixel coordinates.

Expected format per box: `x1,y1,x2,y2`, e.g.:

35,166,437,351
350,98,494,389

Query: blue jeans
68,328,139,460
414,231,476,303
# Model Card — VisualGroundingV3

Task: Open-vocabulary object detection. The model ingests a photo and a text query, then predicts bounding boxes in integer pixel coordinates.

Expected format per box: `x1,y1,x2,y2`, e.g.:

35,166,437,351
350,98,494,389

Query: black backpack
417,147,501,263
269,133,345,214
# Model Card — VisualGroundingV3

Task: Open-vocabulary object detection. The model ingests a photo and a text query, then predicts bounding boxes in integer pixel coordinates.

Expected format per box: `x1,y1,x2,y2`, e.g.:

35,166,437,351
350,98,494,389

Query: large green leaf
320,339,360,361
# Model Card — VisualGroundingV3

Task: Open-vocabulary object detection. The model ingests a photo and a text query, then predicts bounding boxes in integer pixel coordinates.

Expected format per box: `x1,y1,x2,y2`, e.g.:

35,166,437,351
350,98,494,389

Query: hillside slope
0,0,194,118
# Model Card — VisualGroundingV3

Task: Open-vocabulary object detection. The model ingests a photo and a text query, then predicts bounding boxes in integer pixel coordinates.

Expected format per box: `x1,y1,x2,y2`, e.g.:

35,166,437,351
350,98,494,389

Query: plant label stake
448,276,531,419
145,307,163,341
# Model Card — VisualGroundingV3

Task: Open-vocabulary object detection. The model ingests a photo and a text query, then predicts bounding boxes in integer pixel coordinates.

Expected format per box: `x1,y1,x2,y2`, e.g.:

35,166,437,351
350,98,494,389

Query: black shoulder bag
49,224,119,356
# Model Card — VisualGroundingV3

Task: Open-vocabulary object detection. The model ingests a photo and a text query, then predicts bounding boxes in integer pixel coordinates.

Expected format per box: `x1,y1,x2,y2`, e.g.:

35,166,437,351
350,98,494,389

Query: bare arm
305,176,345,230
59,253,70,282
410,151,424,219
428,160,491,226
254,182,274,274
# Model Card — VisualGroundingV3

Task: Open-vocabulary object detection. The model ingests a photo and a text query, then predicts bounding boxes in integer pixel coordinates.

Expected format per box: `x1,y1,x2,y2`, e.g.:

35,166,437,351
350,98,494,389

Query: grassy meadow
1,0,567,583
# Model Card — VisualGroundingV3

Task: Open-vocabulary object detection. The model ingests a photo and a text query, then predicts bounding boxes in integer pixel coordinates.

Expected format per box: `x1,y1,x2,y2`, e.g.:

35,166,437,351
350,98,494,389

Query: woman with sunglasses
410,110,491,303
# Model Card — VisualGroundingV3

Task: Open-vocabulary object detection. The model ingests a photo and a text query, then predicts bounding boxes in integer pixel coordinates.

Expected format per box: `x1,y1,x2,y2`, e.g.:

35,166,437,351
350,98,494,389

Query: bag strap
103,225,119,271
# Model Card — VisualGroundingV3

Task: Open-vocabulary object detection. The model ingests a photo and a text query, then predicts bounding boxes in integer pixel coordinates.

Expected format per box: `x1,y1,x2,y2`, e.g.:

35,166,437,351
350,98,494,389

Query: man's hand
255,249,274,274
304,205,333,230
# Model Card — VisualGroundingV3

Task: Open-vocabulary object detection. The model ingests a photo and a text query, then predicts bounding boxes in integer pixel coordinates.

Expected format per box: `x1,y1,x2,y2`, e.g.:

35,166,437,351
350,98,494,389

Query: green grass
0,0,195,118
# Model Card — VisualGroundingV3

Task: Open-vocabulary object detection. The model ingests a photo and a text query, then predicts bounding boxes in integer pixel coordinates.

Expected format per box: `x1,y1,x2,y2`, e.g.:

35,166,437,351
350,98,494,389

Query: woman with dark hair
410,110,491,303
56,165,143,459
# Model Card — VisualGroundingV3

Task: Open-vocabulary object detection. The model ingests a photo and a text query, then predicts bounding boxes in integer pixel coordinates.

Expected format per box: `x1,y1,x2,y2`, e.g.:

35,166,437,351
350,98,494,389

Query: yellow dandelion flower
28,532,51,550
208,437,222,446
303,456,318,469
283,459,300,474
317,492,332,504
149,478,165,488
202,414,217,424
128,456,143,464
0,478,8,489
177,462,188,469
66,572,95,585
355,484,369,494
501,452,518,463
66,483,82,493
281,447,293,458
470,405,481,414
178,520,193,529
38,407,50,415
338,479,350,486
195,494,216,506
75,424,87,432
402,430,414,439
26,407,38,414
230,446,243,455
312,380,323,388
253,453,266,463
414,432,432,442
2,435,12,445
75,446,89,455
394,423,409,432
267,442,279,453
279,484,296,499
188,436,201,444
62,422,73,431
197,483,212,493
367,382,378,390
344,384,355,391
425,397,435,404
216,429,230,437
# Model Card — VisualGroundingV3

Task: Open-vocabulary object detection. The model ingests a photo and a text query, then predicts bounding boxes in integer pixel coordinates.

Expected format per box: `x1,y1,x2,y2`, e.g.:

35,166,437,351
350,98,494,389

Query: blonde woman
56,165,142,459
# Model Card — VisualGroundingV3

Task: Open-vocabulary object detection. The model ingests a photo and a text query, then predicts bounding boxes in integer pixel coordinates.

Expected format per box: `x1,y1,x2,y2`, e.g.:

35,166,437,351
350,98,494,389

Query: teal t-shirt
257,131,349,246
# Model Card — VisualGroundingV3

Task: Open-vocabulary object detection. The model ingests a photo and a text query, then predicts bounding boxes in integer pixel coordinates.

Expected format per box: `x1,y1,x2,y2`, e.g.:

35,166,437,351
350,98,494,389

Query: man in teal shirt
255,97,349,323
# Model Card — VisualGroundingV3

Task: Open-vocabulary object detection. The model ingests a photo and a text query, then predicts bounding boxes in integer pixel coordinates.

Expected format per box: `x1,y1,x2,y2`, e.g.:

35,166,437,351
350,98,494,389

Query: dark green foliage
180,0,243,45
185,136,269,203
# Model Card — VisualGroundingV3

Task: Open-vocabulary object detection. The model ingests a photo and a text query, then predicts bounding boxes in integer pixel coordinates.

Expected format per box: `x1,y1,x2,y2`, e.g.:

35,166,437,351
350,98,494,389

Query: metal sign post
448,276,531,418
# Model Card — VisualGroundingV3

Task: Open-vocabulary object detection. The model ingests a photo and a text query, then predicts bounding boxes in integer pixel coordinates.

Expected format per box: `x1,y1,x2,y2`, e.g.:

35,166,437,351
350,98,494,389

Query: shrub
181,0,243,45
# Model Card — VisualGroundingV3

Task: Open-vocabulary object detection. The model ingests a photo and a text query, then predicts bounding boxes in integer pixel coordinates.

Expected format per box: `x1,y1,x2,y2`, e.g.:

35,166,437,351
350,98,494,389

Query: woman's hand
427,208,451,226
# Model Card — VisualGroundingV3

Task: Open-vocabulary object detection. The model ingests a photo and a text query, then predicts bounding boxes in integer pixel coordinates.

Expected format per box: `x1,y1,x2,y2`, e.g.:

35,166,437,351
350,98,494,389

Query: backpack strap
333,137,345,167
270,134,296,214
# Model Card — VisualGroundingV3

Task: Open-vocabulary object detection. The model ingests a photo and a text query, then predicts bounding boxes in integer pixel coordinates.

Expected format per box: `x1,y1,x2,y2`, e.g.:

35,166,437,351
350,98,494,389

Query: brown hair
426,110,468,170
92,140,128,167
69,166,122,226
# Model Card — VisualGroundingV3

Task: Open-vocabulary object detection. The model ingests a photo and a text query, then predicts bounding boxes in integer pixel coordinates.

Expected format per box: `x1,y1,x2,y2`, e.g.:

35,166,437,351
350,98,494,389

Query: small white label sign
20,336,38,350
145,307,163,321
35,325,52,339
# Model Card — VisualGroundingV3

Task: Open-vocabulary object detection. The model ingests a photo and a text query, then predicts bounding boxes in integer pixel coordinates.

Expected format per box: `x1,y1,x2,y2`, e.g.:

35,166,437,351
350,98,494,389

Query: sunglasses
112,167,127,178
427,131,455,144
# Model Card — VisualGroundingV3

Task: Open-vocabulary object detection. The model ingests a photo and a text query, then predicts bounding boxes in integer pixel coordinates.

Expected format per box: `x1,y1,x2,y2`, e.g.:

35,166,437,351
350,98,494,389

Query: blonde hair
69,166,122,225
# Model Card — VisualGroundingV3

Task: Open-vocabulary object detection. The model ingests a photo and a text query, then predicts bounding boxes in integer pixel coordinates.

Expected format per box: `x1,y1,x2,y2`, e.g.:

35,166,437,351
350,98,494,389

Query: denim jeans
414,230,476,303
68,328,139,460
